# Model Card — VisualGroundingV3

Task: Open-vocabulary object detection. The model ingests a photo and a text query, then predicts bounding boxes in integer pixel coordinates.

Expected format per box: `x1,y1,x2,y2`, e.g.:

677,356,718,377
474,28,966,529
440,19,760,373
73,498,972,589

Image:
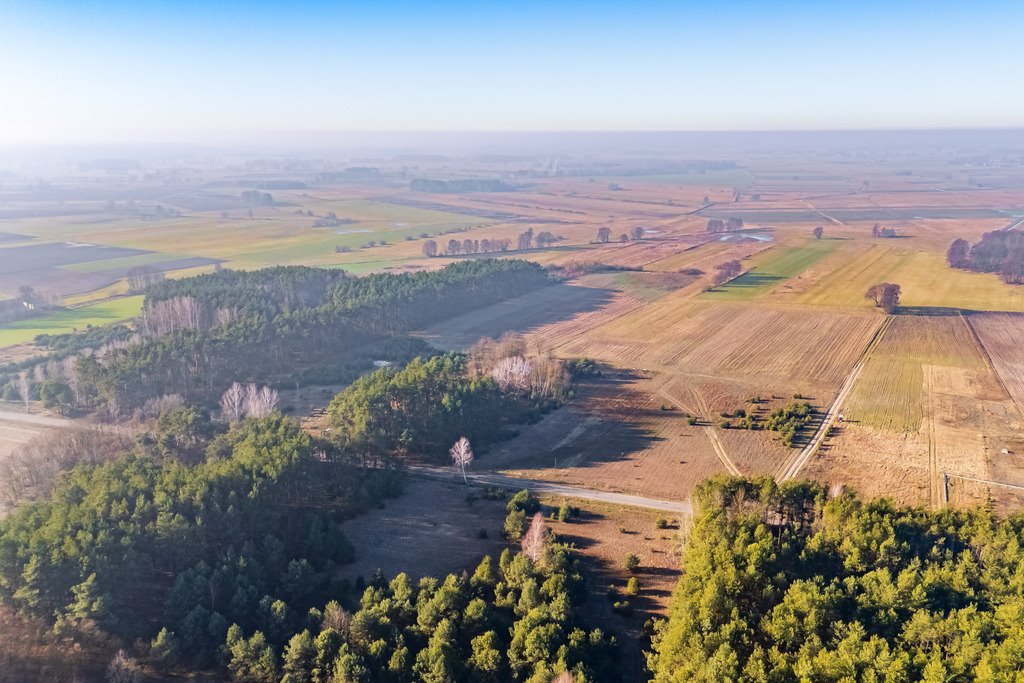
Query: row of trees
649,476,1024,681
596,226,645,243
707,217,744,233
947,231,1024,284
421,229,564,258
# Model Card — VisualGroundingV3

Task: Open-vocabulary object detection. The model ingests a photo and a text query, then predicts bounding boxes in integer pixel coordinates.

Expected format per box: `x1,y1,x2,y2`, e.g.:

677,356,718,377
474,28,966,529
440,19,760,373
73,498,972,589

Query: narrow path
924,366,943,509
408,466,692,514
704,426,741,476
799,199,847,226
0,410,79,429
0,409,134,435
780,315,893,481
654,385,741,476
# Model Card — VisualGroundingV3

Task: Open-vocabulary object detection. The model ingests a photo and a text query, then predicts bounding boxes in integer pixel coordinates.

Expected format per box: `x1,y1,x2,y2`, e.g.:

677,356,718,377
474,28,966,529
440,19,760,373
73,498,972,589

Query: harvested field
577,302,881,387
336,478,509,581
845,313,988,432
417,279,627,350
968,312,1024,415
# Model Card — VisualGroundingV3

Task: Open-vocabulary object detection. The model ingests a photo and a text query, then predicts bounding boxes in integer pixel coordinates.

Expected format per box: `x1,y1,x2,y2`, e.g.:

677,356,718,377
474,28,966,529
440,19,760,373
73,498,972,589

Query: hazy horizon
2,0,1023,145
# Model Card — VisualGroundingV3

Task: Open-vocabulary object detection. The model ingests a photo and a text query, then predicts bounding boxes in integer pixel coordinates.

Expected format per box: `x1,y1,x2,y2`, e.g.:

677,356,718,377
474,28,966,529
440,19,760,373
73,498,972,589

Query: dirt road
780,315,893,481
409,466,693,514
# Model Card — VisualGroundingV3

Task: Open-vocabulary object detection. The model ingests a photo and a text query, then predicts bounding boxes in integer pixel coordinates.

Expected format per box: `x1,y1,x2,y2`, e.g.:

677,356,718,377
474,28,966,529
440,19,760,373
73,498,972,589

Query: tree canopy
649,476,1024,682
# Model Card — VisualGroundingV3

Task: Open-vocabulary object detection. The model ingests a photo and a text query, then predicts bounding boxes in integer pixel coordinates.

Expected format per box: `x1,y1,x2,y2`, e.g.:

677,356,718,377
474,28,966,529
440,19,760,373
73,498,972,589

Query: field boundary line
780,314,893,481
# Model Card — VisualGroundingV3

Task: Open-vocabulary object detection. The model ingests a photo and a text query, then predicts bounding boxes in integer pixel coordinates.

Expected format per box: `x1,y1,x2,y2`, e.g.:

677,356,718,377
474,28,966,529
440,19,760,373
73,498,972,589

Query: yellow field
797,243,1024,311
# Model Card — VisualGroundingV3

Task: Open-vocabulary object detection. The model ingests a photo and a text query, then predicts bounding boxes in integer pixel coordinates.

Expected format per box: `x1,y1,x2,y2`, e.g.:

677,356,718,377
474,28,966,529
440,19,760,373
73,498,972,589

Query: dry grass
337,478,510,581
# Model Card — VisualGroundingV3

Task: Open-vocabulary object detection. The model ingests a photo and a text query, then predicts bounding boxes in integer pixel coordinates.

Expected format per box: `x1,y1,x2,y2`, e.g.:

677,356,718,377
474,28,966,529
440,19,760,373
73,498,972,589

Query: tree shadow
416,282,618,349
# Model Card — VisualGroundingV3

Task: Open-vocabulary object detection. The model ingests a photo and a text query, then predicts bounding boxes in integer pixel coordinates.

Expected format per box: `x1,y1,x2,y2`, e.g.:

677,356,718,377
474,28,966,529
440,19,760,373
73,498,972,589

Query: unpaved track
704,426,741,476
655,385,741,476
0,410,134,436
780,315,893,481
924,366,943,509
409,466,692,514
0,410,78,428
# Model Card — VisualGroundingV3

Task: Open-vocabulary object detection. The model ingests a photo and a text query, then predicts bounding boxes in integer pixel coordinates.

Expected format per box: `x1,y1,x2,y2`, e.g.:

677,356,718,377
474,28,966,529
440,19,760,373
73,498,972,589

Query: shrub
624,577,640,596
624,554,641,572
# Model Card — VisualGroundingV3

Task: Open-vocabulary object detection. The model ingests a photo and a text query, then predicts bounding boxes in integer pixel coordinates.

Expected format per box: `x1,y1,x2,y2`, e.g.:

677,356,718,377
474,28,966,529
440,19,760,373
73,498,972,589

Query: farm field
5,143,1024,517
796,243,1024,311
702,237,839,300
968,312,1024,413
0,296,143,347
804,313,1024,510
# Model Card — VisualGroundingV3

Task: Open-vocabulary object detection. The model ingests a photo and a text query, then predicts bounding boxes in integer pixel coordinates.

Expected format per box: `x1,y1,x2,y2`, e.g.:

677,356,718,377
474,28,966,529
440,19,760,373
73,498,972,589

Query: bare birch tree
245,384,279,418
491,355,532,391
220,382,247,423
450,436,474,484
16,371,31,409
521,511,547,563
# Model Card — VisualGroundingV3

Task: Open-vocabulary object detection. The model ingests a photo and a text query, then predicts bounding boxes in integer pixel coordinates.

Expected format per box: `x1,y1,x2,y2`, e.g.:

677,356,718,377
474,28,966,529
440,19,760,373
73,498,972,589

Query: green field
0,296,143,348
703,238,839,301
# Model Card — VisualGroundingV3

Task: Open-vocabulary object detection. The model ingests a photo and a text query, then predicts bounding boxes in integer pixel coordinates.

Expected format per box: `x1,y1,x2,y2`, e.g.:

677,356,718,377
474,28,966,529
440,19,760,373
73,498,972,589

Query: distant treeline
544,159,738,178
410,178,518,193
948,230,1024,284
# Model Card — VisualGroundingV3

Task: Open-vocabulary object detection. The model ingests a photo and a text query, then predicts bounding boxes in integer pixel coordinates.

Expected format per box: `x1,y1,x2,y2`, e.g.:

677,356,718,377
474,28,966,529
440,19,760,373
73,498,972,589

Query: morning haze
1,1,1023,681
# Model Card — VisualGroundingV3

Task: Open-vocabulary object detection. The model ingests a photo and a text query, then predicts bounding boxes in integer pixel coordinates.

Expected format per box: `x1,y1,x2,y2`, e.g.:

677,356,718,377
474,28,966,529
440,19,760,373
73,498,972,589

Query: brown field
0,419,55,466
967,312,1024,414
845,313,989,432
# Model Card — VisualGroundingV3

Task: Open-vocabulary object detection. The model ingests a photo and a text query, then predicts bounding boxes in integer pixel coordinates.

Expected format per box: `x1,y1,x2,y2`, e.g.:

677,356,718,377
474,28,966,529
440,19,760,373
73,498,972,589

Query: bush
507,489,540,515
656,518,669,529
624,554,641,572
612,600,632,616
557,503,573,522
624,577,640,596
687,416,699,426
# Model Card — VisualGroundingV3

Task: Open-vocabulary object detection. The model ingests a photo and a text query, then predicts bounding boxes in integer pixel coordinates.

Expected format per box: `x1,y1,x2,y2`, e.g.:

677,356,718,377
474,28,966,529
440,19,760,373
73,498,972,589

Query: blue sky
0,0,1022,143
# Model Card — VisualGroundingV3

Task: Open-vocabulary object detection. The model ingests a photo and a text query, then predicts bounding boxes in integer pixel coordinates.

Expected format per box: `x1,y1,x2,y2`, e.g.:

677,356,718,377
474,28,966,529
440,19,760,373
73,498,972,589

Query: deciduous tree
450,436,474,484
